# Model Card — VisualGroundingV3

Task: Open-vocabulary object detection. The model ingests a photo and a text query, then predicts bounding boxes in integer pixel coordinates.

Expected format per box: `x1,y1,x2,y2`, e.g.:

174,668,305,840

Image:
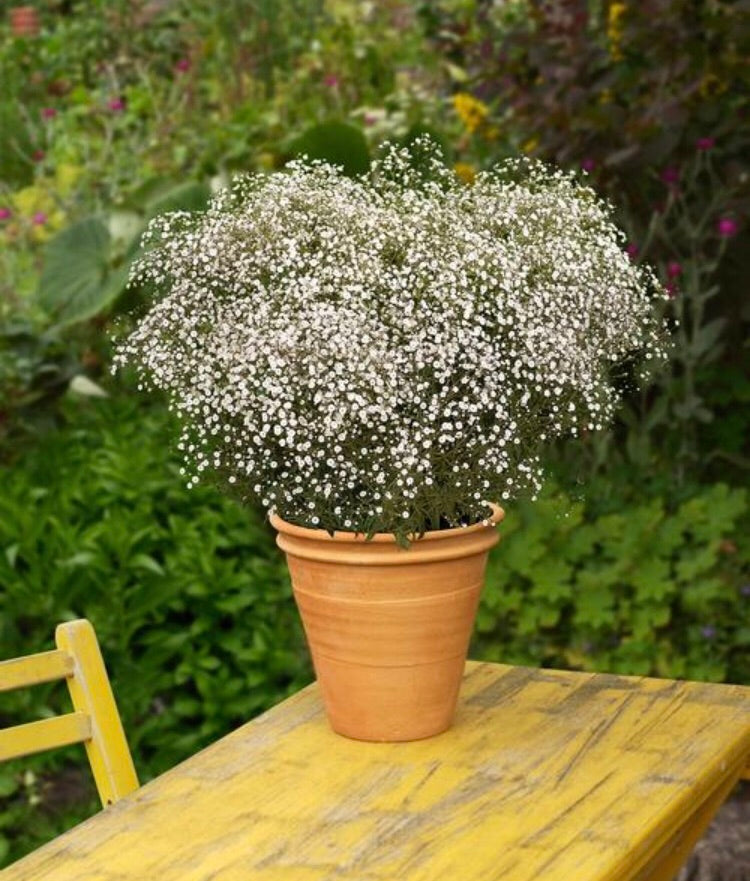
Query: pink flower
625,243,639,259
666,261,682,279
32,211,47,226
661,166,680,185
107,97,125,112
41,107,57,119
323,74,340,88
363,113,378,127
696,137,715,151
717,217,739,238
175,58,191,74
580,157,596,172
0,207,11,221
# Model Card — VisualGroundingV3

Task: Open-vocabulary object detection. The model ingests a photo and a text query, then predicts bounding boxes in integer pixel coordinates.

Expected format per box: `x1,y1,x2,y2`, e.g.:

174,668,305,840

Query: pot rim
270,503,504,544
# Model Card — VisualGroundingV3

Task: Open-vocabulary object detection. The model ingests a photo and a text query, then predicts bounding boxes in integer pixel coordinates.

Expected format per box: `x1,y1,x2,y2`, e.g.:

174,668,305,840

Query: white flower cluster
115,140,666,539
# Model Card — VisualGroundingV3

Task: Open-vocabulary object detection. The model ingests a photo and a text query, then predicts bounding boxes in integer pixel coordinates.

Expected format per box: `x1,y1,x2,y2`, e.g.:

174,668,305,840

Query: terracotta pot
9,7,40,38
271,505,504,742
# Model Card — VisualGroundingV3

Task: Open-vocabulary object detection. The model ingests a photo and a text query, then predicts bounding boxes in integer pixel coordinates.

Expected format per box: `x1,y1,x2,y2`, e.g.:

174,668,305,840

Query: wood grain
6,662,750,881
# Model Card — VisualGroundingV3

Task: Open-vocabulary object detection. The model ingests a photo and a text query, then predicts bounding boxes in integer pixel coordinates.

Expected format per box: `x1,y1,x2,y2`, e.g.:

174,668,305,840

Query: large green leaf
36,217,121,328
290,121,370,177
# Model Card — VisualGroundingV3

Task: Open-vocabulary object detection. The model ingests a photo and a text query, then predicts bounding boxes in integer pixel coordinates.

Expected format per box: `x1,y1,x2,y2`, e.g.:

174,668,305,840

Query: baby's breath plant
115,139,666,543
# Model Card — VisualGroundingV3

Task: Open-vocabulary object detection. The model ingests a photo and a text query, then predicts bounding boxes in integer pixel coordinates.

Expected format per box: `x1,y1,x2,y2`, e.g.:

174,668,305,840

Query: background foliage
1,0,748,866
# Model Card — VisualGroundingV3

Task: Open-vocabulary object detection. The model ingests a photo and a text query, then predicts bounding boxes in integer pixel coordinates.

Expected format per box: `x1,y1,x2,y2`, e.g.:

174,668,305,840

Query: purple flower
740,584,750,597
323,74,340,88
626,243,639,259
667,261,682,279
580,157,596,172
661,166,680,185
717,217,739,238
107,97,125,112
0,207,11,221
41,107,57,119
696,137,715,151
175,58,191,74
32,211,47,226
701,625,717,640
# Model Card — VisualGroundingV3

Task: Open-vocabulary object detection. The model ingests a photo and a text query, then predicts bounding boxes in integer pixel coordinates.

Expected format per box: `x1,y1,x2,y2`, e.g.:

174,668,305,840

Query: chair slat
0,650,74,693
56,621,139,805
0,712,91,761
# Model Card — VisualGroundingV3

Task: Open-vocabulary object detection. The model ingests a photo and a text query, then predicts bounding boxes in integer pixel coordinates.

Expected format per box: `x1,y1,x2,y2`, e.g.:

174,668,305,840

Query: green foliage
475,483,750,683
0,320,79,453
290,121,371,176
0,393,311,865
36,218,123,328
36,180,213,330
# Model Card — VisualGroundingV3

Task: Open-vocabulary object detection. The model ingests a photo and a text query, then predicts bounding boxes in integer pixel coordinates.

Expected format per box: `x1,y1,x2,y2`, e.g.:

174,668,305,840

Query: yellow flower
607,1,626,61
521,136,539,155
598,89,613,105
453,162,476,185
453,92,489,134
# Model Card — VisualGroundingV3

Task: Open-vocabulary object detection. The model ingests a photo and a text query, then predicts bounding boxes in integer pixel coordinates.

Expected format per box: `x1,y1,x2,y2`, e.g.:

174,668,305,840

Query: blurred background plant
0,0,748,865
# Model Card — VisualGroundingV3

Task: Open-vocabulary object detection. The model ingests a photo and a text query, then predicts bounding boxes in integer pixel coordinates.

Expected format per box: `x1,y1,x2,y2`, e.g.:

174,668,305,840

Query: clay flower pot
271,505,504,742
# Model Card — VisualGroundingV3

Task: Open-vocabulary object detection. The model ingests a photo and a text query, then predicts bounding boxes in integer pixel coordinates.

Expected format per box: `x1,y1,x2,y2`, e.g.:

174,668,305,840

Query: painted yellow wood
5,662,750,881
0,650,74,692
0,713,91,761
632,769,740,881
55,620,139,806
0,619,138,809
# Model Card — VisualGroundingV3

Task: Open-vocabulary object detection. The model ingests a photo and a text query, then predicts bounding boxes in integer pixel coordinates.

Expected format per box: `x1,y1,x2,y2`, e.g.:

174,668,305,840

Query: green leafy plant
289,120,371,176
0,320,79,454
34,179,212,329
475,482,750,684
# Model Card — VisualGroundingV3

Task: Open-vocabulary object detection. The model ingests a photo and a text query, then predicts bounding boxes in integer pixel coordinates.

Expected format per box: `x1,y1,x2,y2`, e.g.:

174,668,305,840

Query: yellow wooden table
6,662,750,881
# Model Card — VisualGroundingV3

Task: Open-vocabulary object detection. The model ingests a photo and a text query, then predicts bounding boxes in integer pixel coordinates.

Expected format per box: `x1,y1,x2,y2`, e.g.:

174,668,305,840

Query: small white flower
115,138,666,540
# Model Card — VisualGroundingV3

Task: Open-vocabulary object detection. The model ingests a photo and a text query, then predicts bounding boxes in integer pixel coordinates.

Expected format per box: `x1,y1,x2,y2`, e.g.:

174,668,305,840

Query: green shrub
475,482,750,683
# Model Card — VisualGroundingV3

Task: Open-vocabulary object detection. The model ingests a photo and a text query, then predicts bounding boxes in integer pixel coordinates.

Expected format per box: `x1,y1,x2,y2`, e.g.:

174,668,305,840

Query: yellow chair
0,619,139,807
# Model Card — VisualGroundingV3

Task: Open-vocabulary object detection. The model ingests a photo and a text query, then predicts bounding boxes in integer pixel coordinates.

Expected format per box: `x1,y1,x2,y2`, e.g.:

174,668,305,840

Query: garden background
0,0,748,865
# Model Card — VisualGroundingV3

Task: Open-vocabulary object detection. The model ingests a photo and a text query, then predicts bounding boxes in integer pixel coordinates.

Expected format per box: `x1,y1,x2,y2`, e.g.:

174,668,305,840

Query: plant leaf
36,217,116,328
290,121,370,177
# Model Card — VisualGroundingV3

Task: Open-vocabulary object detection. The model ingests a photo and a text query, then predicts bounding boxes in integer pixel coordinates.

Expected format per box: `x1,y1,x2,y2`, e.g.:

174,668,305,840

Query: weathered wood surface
6,662,750,881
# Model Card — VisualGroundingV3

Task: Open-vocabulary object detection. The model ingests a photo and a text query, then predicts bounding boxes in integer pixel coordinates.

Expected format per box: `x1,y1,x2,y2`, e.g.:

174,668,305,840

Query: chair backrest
0,619,139,806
